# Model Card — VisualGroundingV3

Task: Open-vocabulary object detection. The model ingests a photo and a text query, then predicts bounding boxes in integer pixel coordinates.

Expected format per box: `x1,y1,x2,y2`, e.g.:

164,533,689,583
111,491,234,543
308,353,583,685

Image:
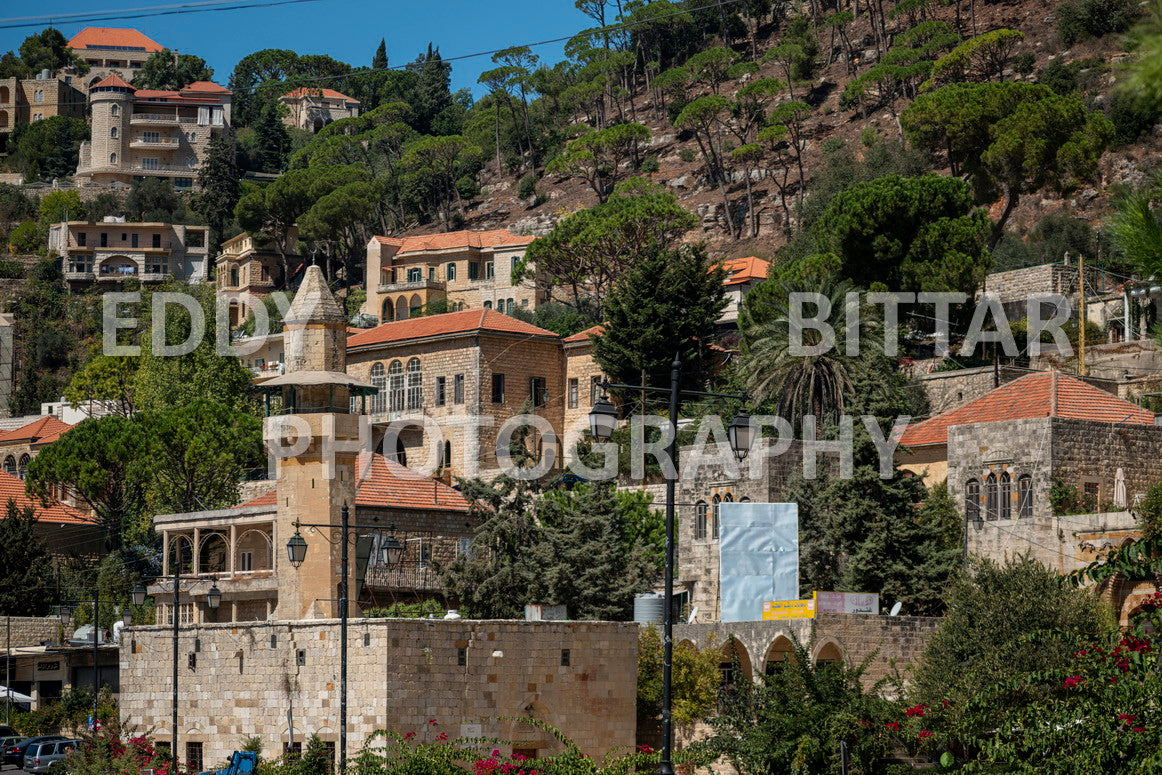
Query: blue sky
0,0,593,96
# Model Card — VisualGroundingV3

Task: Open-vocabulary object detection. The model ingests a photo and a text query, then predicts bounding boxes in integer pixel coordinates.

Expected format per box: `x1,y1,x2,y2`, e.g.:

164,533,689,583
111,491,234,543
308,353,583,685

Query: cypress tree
196,129,240,255
253,101,290,173
372,38,388,69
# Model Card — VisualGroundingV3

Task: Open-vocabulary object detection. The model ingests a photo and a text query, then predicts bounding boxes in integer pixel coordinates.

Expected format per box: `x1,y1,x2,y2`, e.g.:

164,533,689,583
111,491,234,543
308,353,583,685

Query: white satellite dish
889,601,903,617
687,606,698,624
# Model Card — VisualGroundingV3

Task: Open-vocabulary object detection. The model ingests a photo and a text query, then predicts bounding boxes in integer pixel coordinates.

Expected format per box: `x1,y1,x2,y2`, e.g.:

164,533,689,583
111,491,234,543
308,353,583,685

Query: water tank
634,593,665,624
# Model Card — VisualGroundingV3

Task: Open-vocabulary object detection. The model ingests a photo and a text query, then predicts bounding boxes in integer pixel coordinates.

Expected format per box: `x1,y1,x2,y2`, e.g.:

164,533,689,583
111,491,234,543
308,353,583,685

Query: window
406,358,422,410
492,373,505,404
109,152,117,165
388,360,404,412
965,479,980,522
506,299,515,314
442,440,452,469
435,376,447,406
590,377,602,406
32,113,42,121
143,130,158,142
1018,475,1033,518
458,648,467,666
407,267,422,282
529,377,548,408
296,649,306,666
695,501,708,540
143,157,159,170
711,494,721,539
458,537,472,556
454,374,464,404
3,457,14,476
561,649,570,666
446,262,456,281
110,126,118,138
270,634,277,648
512,257,520,273
188,653,197,669
18,455,29,480
999,472,1012,520
567,378,578,409
187,231,205,248
369,362,387,413
34,90,43,103
185,743,203,773
175,177,193,189
486,261,494,279
985,474,999,520
111,104,119,116
76,232,86,247
239,552,253,571
484,301,492,309
419,542,432,568
100,233,108,247
229,266,240,288
428,267,435,281
152,234,161,248
131,233,139,248
468,262,479,280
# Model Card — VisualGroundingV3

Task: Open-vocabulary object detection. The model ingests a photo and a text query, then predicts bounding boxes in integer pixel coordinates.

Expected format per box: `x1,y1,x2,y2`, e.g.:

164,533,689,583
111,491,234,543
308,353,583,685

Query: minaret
260,266,372,620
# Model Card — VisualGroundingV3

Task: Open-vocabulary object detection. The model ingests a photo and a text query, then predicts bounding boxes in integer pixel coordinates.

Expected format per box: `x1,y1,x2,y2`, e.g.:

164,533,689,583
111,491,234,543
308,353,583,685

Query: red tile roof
0,416,72,445
67,27,163,52
182,81,231,94
899,371,1157,447
0,470,93,526
715,256,769,286
237,453,468,512
347,308,557,349
373,229,536,253
282,86,359,103
132,81,230,102
92,74,134,90
563,324,605,343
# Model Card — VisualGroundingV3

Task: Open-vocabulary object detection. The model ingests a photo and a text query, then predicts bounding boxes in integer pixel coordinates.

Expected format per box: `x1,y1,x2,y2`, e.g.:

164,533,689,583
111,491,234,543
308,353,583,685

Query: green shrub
822,137,846,154
1013,51,1036,75
8,220,44,254
0,260,25,279
1057,0,1139,45
641,156,660,173
1107,88,1162,144
678,148,696,163
517,172,539,200
860,126,882,147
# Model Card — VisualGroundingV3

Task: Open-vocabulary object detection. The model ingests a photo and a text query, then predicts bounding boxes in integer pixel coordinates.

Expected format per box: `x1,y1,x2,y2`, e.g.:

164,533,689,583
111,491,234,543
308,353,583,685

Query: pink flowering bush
65,720,173,775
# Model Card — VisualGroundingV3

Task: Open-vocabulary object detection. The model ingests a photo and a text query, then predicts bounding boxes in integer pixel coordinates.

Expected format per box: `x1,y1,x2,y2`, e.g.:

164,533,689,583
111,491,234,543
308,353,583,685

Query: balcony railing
377,278,446,294
129,137,180,148
130,113,197,124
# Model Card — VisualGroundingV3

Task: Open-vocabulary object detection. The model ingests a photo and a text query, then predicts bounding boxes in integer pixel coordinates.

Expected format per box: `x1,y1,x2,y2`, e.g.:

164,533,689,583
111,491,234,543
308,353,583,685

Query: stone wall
119,618,637,768
916,366,1117,416
983,263,1079,310
4,615,68,648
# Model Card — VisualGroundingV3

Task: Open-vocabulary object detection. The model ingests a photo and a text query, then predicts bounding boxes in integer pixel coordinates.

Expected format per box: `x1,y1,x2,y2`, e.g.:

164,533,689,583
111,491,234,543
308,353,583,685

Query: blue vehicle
199,750,257,775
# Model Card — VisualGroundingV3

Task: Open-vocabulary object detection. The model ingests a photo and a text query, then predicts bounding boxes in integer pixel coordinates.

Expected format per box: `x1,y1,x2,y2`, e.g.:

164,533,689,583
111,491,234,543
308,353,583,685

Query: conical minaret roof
284,265,345,326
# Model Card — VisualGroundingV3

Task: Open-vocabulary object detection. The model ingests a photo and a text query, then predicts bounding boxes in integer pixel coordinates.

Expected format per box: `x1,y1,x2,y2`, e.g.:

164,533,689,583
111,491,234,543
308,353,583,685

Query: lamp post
589,354,752,775
132,560,220,765
285,505,402,774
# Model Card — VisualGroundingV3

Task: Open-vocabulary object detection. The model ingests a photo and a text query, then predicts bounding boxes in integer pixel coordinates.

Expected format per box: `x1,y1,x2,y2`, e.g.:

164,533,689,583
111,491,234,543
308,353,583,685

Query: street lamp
589,356,752,775
380,533,404,568
286,532,308,568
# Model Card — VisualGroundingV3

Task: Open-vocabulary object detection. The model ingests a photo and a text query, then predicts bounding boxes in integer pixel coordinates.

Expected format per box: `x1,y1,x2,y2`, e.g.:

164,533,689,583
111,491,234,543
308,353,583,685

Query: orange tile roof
563,324,606,343
67,27,163,52
715,256,769,286
899,371,1157,447
0,470,93,526
237,453,468,512
373,229,536,253
182,81,231,94
282,86,359,103
92,74,134,90
347,308,557,349
0,416,72,445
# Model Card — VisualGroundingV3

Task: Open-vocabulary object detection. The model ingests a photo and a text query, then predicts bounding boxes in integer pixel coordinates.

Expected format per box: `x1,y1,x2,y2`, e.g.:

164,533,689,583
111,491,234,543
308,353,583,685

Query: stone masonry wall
119,618,637,768
4,615,69,648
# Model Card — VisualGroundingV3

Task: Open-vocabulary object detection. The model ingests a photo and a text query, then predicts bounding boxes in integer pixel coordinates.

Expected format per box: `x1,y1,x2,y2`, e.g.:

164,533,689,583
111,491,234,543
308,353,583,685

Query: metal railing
130,113,197,124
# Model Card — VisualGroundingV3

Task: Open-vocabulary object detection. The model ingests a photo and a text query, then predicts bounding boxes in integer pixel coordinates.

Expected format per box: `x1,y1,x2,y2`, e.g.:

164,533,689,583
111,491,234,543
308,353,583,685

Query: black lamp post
135,560,220,764
589,354,752,775
287,505,400,774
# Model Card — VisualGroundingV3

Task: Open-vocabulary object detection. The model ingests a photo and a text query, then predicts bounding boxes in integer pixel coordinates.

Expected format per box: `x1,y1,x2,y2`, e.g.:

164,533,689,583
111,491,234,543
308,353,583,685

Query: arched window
712,494,721,540
815,641,842,667
406,358,422,410
388,360,404,412
1018,475,1033,518
694,501,708,540
370,363,386,414
229,266,240,287
3,456,15,476
396,296,408,321
446,262,457,281
109,152,117,164
965,479,980,522
111,104,119,116
18,455,29,480
483,300,492,309
985,473,999,520
110,126,118,138
999,472,1012,520
442,440,452,470
381,298,393,322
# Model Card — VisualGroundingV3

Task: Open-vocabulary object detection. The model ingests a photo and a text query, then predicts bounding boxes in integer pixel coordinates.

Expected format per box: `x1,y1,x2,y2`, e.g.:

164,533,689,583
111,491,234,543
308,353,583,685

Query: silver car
24,739,79,773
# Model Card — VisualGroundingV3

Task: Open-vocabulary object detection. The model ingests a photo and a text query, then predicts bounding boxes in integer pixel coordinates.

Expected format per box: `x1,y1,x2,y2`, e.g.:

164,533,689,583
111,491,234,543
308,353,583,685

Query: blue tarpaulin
718,502,799,622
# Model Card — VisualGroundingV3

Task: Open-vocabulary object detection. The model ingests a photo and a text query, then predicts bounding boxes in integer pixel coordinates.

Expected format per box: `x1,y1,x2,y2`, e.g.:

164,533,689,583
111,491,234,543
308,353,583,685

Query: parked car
24,739,79,773
5,736,66,769
0,727,17,740
0,735,26,764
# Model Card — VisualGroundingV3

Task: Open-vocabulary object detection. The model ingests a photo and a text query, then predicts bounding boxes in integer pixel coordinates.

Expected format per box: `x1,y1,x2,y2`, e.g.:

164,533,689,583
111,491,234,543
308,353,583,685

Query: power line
0,0,323,30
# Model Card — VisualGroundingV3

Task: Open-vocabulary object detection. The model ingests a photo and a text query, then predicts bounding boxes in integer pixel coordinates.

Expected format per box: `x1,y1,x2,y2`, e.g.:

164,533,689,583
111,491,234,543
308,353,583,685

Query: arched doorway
763,635,794,675
381,298,393,323
814,641,843,667
719,637,753,687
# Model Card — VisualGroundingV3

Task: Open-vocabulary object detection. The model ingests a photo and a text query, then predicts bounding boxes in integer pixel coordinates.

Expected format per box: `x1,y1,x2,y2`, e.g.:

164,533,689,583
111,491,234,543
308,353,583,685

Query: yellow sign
762,598,816,620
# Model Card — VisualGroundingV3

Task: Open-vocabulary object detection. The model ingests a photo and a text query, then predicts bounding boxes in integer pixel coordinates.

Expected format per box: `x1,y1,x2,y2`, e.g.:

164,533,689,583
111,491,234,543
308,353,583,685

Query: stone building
0,415,71,480
2,637,119,711
120,618,637,768
75,75,231,188
362,230,539,323
0,467,103,558
345,309,565,478
911,364,1119,416
0,73,85,153
562,325,607,458
279,87,360,132
216,229,301,326
65,27,164,90
714,256,768,326
49,217,209,286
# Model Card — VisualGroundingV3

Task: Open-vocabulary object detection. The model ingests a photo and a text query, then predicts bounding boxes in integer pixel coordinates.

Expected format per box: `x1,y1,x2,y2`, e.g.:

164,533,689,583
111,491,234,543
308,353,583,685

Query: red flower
404,732,416,741
1133,726,1146,733
437,732,448,741
429,719,438,726
918,730,934,741
904,704,927,718
1063,676,1085,689
638,744,654,754
885,722,900,732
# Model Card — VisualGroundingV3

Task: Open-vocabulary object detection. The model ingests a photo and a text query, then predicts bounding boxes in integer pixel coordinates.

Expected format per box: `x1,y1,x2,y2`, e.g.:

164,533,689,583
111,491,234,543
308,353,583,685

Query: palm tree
739,275,874,424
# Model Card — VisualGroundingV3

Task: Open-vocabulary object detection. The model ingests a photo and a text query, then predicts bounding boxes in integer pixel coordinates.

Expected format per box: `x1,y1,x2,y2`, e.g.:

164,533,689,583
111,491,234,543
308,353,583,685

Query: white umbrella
1115,467,1128,510
0,685,34,704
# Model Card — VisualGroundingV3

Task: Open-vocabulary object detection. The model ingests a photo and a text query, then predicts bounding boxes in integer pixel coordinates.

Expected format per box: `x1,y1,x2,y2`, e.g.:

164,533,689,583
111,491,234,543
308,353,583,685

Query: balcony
130,113,196,125
129,136,180,149
64,270,95,282
377,278,446,294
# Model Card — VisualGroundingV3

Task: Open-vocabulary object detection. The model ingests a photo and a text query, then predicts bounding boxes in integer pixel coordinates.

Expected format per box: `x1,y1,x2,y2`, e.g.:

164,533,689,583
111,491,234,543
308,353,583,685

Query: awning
0,685,34,704
253,370,377,396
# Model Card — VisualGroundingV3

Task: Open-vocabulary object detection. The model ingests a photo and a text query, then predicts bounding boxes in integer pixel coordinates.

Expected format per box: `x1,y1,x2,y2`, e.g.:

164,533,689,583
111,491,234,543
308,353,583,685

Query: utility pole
5,615,10,726
1079,252,1088,377
92,584,99,726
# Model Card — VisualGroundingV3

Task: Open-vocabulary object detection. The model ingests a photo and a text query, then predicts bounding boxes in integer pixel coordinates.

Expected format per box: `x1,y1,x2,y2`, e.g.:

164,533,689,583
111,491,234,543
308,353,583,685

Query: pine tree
196,129,240,255
0,500,55,615
253,101,290,173
372,39,388,69
592,244,727,403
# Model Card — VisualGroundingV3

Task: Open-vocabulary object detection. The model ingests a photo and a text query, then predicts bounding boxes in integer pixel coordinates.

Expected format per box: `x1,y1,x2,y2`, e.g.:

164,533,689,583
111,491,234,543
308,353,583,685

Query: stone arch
813,640,843,667
3,455,15,476
409,294,422,316
312,117,325,133
198,532,229,574
18,454,29,480
381,297,393,322
0,86,9,103
236,528,272,571
763,635,795,675
98,255,136,277
168,534,194,573
719,636,753,685
502,699,557,758
396,295,408,320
